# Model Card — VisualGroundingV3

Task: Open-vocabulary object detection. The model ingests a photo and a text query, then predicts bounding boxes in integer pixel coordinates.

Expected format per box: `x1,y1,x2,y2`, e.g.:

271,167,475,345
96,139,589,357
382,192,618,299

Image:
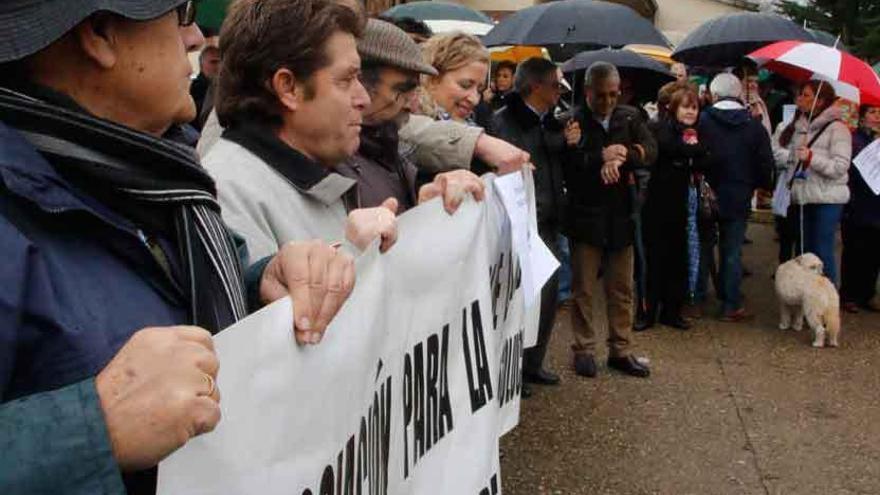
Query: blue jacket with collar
0,121,263,494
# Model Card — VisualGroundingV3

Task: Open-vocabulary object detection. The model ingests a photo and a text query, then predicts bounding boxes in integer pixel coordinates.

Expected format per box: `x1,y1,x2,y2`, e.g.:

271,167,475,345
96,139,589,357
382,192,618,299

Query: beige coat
772,106,851,205
399,114,482,174
203,137,357,261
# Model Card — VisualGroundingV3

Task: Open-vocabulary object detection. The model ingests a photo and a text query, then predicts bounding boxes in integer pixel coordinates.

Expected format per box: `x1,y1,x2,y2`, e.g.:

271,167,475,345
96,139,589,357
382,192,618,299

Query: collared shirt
203,123,358,260
525,101,548,121
595,114,612,132
713,99,746,111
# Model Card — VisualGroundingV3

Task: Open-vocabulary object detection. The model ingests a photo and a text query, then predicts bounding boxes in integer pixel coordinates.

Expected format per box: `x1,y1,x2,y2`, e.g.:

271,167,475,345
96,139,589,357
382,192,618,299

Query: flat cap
0,0,186,63
358,19,437,76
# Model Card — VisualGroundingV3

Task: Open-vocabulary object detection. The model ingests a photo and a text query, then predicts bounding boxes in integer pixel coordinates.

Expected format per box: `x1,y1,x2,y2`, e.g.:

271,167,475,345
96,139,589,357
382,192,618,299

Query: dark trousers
840,221,880,305
718,217,747,313
774,212,797,264
645,220,688,319
523,223,561,375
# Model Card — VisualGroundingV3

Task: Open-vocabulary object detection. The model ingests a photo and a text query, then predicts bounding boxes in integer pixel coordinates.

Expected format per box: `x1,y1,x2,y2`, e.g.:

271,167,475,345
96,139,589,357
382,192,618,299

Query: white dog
774,253,841,348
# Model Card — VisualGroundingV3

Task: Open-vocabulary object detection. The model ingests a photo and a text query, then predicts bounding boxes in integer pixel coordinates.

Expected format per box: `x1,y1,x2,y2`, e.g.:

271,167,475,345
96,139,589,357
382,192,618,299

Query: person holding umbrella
775,81,851,285
485,60,517,111
564,62,656,379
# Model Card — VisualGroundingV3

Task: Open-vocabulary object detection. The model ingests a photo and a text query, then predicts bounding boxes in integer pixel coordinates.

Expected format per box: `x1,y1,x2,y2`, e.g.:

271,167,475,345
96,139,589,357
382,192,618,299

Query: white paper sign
493,171,560,308
854,138,880,196
781,104,797,127
157,174,545,495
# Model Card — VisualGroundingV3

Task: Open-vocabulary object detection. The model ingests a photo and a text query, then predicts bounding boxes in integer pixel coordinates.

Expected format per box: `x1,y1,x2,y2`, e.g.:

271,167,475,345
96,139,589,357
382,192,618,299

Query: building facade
365,0,759,45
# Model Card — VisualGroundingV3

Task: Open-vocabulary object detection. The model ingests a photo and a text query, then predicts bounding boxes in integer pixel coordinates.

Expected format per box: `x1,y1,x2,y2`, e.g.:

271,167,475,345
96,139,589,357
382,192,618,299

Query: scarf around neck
0,86,247,333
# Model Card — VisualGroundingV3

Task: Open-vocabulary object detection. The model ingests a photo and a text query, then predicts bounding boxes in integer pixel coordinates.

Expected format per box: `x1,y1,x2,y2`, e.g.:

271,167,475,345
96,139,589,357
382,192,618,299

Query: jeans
718,218,747,313
556,234,572,303
792,203,844,284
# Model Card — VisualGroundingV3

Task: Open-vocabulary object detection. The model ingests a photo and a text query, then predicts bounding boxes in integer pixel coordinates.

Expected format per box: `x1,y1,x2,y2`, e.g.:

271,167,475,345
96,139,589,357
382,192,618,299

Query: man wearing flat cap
0,1,364,493
336,18,466,212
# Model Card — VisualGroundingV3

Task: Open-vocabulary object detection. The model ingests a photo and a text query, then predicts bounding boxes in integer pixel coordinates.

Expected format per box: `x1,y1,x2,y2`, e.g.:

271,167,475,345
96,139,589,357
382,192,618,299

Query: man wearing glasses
335,18,443,212
564,62,657,379
0,1,360,493
490,57,570,396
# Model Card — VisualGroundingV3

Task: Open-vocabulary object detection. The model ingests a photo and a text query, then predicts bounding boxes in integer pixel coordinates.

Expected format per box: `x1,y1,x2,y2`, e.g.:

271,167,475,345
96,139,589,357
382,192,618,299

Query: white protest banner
158,173,542,494
853,138,880,195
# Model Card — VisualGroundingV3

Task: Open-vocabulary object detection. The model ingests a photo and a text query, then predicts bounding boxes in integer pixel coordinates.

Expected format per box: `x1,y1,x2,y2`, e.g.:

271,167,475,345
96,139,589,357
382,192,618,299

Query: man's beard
392,111,411,128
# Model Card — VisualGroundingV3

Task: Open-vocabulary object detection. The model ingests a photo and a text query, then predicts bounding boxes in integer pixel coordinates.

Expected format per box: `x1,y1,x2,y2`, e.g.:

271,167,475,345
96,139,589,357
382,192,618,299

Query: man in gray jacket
204,0,484,262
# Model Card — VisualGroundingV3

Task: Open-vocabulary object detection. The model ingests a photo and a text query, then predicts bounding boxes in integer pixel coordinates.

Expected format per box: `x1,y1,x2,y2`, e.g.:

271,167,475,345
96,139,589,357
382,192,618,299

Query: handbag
697,173,719,222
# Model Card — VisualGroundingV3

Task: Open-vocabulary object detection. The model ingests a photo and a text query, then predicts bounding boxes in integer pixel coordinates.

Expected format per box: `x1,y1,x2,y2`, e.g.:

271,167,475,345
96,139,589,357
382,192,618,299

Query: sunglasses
176,0,197,27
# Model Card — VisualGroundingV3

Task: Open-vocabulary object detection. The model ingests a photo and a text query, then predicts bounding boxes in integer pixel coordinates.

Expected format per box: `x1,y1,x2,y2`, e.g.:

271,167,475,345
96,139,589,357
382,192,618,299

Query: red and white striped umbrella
748,40,880,106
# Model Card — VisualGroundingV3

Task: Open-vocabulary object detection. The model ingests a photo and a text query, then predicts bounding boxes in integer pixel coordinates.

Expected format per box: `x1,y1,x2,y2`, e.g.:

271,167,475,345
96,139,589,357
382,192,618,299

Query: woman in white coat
774,81,852,284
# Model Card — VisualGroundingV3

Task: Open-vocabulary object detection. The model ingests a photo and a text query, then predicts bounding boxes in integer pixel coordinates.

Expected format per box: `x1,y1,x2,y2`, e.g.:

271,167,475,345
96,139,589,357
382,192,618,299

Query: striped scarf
0,87,247,332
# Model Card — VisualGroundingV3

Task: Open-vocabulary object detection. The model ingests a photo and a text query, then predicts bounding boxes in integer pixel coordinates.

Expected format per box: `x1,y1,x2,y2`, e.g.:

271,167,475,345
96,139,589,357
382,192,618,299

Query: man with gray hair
564,61,657,379
491,57,573,395
0,0,362,492
698,72,773,322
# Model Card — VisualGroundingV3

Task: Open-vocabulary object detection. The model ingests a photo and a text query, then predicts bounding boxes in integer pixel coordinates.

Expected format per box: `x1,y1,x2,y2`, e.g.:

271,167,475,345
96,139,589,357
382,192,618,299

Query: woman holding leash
774,81,852,285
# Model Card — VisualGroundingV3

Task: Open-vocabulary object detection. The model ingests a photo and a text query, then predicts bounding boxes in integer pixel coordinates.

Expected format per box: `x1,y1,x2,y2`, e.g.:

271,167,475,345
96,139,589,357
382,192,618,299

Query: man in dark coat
491,57,567,395
698,73,773,321
0,1,364,493
335,19,438,212
564,62,657,379
189,45,220,130
335,19,485,214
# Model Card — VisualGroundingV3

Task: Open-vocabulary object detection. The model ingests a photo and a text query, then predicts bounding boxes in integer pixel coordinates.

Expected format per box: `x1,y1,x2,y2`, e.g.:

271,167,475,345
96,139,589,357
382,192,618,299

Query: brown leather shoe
719,308,754,322
607,355,650,378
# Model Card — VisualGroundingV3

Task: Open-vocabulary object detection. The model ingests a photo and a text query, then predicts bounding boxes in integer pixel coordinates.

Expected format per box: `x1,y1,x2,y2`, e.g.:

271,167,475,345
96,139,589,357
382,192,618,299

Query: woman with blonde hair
419,32,491,124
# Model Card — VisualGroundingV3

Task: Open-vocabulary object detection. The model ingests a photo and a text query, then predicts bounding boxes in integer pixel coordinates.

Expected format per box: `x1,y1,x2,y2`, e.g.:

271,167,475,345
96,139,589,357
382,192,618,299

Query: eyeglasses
543,79,566,92
176,1,197,27
392,81,419,103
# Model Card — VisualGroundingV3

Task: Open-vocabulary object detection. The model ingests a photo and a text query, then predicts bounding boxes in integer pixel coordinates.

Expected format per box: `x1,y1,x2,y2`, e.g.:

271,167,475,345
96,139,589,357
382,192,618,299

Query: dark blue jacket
698,105,773,220
846,128,880,227
0,121,263,494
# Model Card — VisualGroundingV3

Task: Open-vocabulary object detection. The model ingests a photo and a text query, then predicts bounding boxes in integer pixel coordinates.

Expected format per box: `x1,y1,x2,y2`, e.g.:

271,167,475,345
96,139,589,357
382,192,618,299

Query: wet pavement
501,222,880,495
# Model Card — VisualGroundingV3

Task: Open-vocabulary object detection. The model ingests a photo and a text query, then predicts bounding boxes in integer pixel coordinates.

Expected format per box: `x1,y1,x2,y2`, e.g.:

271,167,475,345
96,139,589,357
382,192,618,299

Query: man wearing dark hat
0,1,359,493
336,18,449,212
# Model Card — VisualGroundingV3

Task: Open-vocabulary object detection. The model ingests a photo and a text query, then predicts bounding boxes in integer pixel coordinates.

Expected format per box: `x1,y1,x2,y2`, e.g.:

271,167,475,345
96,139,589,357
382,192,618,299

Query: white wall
454,0,537,13
655,0,745,45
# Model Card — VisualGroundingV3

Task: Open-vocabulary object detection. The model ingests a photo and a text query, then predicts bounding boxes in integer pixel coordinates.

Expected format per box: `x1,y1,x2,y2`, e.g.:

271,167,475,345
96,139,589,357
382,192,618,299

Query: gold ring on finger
202,373,216,396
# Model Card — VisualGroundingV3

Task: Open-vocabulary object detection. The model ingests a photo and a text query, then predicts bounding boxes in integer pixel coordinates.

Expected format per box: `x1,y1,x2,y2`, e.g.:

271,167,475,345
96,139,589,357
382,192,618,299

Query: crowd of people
1,0,879,493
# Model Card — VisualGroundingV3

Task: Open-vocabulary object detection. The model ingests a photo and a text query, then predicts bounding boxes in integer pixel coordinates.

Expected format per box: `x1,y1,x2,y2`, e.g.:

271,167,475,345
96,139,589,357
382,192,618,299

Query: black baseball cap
0,0,187,63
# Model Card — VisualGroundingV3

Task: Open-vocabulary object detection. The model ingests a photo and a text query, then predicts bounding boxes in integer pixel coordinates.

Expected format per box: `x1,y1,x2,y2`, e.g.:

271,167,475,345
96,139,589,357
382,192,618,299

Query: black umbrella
807,28,848,52
482,0,669,55
672,12,814,67
562,48,673,101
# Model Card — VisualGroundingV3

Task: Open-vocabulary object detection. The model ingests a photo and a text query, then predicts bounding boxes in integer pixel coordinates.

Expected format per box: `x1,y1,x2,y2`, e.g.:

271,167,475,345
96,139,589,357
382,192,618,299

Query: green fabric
196,0,230,31
0,379,125,494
